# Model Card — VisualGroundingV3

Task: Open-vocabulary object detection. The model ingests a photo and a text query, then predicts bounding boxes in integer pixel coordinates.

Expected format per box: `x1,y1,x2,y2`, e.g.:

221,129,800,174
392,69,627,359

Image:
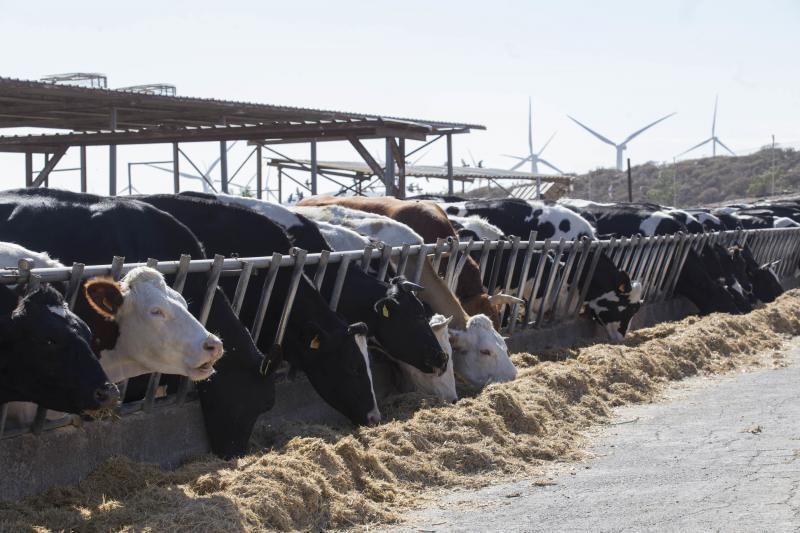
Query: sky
1,0,799,197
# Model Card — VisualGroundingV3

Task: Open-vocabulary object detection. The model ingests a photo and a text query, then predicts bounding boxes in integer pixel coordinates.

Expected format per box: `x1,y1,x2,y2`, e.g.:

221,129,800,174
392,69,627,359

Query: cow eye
479,349,492,357
45,337,56,346
150,308,165,317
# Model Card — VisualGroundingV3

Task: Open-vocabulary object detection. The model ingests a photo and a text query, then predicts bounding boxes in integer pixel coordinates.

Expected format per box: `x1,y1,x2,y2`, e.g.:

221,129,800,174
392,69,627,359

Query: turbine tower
677,96,735,158
502,97,564,198
568,112,676,171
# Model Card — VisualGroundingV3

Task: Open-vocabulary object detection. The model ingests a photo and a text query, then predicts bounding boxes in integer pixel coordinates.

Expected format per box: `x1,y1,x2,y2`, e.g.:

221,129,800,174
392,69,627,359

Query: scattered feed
2,290,799,532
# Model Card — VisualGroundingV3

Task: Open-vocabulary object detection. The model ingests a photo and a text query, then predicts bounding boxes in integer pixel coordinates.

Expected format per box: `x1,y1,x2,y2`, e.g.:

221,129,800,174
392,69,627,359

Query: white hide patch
217,193,304,229
528,201,598,240
774,217,800,228
47,304,68,318
394,314,458,403
315,221,371,251
449,314,517,389
354,333,381,424
639,211,673,237
294,205,424,247
449,215,504,240
437,201,468,217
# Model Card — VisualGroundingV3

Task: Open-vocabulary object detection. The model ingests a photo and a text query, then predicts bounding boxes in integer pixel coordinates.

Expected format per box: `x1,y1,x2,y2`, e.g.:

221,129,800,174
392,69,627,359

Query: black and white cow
0,284,119,416
201,192,449,376
137,193,384,428
686,210,726,232
0,188,274,459
438,198,642,340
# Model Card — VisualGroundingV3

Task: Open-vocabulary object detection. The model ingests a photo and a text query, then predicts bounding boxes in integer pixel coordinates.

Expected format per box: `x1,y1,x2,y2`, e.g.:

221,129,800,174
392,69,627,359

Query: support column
446,133,454,195
397,138,406,199
278,168,283,204
384,137,396,196
256,144,263,199
25,152,32,187
219,141,228,193
310,141,318,195
80,146,87,192
43,153,50,188
109,107,117,196
172,142,180,193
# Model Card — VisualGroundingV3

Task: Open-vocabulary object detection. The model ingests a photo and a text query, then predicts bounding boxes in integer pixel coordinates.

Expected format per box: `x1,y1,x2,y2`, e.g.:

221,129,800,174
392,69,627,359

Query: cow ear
374,297,398,318
302,322,328,352
84,278,124,319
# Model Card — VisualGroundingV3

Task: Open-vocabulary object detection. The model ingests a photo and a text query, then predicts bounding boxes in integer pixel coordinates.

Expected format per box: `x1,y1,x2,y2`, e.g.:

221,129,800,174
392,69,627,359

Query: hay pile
2,291,800,532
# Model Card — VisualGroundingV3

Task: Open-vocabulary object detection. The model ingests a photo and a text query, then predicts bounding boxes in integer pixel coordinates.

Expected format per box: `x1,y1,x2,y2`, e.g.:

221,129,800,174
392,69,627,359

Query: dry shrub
2,290,799,532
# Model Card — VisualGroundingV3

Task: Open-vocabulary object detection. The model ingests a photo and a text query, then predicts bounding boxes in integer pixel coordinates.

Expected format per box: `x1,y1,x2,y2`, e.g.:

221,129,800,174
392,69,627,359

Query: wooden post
256,144,263,199
626,157,633,202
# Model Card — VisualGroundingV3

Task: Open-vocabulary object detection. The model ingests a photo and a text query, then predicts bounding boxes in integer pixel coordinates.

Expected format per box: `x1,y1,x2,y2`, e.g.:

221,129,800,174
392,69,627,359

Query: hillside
463,148,800,206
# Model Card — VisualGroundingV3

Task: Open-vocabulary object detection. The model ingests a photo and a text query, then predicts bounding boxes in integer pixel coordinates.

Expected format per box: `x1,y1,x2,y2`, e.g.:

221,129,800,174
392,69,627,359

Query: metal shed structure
0,76,484,198
266,158,572,201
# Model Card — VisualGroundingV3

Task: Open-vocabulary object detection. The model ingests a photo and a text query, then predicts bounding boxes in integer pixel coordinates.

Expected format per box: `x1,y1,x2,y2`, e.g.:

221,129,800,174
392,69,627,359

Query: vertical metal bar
79,146,87,192
501,236,523,295
660,233,688,300
430,238,447,273
626,235,646,277
172,254,192,293
571,241,606,320
550,239,581,321
65,263,85,310
535,238,567,327
25,152,33,187
563,237,592,316
650,235,677,302
310,141,318,195
172,142,180,193
619,236,636,272
110,256,125,281
397,138,406,199
611,235,627,267
477,238,493,281
450,237,474,292
273,249,308,345
197,255,225,325
507,231,537,334
360,243,375,272
486,239,508,296
411,244,428,285
632,237,655,281
376,243,393,281
396,243,411,278
328,255,351,311
313,250,330,290
640,236,665,299
278,167,283,203
220,141,229,194
251,253,283,341
444,238,461,290
665,233,695,298
384,137,395,196
446,133,454,195
256,144,263,199
524,238,552,325
231,261,255,316
109,146,117,196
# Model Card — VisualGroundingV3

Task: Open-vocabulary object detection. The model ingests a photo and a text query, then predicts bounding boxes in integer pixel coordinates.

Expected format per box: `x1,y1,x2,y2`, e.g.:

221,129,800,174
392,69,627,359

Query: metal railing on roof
1,227,799,440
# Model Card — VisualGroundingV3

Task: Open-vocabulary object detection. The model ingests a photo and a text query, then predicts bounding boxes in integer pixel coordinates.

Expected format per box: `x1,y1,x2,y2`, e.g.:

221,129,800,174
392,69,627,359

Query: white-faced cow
0,188,274,459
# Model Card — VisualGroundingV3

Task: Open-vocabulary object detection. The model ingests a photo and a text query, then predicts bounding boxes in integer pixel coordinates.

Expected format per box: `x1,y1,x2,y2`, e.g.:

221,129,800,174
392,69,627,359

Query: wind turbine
677,96,735,158
503,97,564,174
568,111,676,171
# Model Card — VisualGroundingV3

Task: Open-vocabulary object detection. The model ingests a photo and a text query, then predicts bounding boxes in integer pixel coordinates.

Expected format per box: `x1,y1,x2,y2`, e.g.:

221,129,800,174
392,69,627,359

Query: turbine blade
509,155,534,171
567,116,617,147
677,137,713,157
538,158,565,174
468,149,478,167
501,153,529,161
712,95,718,137
715,138,735,156
537,131,558,156
623,112,676,144
528,96,534,156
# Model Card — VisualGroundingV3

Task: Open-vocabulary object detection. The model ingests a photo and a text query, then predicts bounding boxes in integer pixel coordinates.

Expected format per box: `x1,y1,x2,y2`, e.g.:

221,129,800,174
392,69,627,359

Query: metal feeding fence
1,227,799,441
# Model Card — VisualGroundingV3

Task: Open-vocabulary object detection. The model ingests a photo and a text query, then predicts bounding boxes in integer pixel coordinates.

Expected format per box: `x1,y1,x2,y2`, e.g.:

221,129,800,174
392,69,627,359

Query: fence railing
1,227,799,440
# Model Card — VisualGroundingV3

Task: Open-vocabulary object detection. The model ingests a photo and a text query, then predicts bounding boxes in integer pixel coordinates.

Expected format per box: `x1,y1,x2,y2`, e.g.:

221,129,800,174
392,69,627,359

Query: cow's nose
366,412,381,426
203,336,224,360
94,382,120,408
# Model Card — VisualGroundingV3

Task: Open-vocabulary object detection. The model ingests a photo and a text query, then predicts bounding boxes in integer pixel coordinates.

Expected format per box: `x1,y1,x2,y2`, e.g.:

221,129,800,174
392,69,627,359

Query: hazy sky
1,0,799,196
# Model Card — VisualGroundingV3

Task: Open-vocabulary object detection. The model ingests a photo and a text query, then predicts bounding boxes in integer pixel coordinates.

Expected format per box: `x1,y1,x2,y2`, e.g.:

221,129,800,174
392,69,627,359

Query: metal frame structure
2,226,799,440
0,77,483,198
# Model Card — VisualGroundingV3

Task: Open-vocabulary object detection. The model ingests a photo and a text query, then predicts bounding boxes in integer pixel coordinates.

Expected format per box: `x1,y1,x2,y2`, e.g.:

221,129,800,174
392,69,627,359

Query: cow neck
417,260,469,330
98,348,151,383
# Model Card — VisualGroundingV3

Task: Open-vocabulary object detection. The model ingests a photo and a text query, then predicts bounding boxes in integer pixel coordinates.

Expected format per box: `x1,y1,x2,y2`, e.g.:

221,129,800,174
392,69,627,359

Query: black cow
735,244,784,303
0,188,273,459
0,284,119,414
137,194,383,427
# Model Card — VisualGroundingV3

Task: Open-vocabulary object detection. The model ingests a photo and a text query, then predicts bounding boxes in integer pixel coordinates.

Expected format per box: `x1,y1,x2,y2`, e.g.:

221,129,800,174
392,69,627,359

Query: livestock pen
1,227,799,501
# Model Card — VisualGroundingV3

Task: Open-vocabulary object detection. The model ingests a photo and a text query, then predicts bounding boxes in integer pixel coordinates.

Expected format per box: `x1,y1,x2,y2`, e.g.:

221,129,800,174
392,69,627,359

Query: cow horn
488,293,525,306
399,280,425,293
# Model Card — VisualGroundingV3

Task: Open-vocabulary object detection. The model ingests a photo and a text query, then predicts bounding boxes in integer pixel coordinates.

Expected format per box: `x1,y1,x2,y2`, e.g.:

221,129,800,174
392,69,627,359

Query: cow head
393,314,458,403
737,245,784,303
371,277,449,374
449,314,517,389
0,285,119,414
585,268,643,341
84,267,224,382
292,320,381,426
702,245,752,313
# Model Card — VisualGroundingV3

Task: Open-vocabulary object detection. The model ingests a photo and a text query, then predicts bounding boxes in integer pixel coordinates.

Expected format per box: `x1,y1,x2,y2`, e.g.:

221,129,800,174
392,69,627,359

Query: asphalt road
389,341,800,533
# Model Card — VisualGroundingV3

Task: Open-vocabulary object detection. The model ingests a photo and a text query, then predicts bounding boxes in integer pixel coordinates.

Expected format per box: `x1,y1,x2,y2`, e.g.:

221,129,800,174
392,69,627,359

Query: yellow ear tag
309,335,320,350
382,305,390,318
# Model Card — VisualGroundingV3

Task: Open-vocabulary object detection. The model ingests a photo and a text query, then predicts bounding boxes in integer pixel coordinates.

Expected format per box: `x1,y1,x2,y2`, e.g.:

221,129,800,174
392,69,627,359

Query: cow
0,283,119,421
205,192,449,376
436,198,642,340
136,193,383,427
685,210,726,232
0,188,274,459
448,215,505,242
665,209,704,234
734,244,784,303
297,196,523,329
293,204,518,388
